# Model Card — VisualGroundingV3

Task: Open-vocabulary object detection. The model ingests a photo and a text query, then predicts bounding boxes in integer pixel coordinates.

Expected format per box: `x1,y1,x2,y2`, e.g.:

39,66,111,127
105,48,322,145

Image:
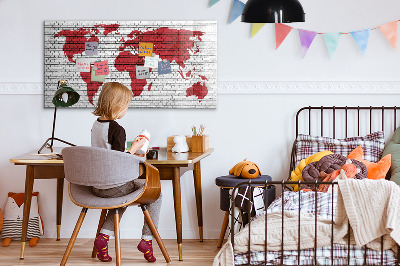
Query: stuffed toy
229,159,261,179
289,150,333,191
347,146,391,180
1,192,44,247
172,135,189,153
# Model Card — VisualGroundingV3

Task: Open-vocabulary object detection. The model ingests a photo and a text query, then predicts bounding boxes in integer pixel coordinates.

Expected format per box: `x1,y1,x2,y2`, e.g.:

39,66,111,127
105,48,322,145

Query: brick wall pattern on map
44,21,217,109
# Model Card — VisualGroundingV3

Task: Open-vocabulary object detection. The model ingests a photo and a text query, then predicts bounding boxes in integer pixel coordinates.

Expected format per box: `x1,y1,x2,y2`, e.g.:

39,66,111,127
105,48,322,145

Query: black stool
215,175,275,248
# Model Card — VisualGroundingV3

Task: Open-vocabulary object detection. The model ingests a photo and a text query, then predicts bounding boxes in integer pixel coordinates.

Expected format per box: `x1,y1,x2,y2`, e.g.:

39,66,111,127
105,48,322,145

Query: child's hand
128,137,147,155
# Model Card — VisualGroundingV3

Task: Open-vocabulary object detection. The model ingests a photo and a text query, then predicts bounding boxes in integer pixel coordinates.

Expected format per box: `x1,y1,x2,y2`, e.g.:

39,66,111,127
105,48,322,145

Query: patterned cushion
295,131,385,166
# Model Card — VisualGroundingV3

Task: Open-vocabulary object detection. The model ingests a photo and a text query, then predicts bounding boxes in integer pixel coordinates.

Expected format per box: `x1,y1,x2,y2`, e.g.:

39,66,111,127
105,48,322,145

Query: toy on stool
1,192,44,247
229,159,261,179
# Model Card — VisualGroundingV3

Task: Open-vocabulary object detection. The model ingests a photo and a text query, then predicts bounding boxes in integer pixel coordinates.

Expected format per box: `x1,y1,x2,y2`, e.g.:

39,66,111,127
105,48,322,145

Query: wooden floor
0,239,221,265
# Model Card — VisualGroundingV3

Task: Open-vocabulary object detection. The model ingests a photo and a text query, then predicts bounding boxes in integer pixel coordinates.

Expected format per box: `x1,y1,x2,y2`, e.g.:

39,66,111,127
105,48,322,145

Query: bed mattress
233,191,397,265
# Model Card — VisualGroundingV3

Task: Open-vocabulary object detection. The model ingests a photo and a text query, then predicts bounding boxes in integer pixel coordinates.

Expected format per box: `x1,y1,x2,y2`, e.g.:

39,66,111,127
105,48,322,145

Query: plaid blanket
266,190,336,220
234,191,397,265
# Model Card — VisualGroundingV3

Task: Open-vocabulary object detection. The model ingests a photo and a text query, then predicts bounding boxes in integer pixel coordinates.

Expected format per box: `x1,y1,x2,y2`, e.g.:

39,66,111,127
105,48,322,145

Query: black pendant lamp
241,0,305,23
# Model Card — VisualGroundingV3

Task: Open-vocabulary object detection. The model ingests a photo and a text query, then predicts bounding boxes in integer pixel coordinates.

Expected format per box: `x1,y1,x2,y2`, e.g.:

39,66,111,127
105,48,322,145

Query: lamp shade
52,83,80,107
241,0,305,23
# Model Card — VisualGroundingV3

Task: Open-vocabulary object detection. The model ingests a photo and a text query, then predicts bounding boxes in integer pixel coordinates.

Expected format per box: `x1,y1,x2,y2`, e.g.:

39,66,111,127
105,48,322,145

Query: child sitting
91,82,161,263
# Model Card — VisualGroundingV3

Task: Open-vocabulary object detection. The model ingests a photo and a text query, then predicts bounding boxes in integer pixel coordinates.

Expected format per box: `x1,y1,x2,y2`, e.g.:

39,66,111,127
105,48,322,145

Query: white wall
1,0,400,239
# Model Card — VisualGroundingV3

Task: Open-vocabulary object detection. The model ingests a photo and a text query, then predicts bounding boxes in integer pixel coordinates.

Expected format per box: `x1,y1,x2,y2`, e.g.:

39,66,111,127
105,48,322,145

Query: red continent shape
54,28,98,63
118,27,205,98
115,51,147,96
122,27,204,69
94,24,120,36
199,75,208,81
186,82,208,101
80,71,103,105
55,24,120,103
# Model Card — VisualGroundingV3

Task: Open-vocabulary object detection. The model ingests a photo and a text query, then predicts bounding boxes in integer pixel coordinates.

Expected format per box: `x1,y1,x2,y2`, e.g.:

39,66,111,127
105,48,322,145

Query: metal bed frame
230,106,400,266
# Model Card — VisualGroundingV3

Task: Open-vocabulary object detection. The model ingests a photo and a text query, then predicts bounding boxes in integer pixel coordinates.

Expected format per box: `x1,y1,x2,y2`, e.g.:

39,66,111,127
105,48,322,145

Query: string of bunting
210,0,399,58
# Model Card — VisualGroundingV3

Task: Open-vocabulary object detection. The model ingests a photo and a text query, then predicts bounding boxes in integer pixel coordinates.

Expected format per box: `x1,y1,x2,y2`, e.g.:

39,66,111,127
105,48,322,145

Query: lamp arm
50,106,57,148
37,106,76,154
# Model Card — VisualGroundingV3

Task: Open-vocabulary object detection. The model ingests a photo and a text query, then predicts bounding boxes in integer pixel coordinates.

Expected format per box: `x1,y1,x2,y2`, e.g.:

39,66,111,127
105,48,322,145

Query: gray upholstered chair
60,146,171,265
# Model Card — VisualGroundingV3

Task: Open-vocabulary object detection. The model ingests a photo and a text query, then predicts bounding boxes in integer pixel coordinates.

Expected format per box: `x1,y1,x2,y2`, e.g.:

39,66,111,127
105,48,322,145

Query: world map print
44,21,217,108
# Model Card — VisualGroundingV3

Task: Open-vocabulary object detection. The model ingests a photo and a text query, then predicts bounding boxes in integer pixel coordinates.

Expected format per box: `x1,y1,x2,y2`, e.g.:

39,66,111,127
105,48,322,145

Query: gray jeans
92,180,162,240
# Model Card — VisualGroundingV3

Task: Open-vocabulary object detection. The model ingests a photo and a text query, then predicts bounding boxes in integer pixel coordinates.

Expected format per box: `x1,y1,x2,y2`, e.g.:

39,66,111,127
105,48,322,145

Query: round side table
215,175,275,248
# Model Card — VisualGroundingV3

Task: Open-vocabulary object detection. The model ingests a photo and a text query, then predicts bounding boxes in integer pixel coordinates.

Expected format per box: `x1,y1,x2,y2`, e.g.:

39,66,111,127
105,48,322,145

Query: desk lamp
241,0,305,23
38,80,80,154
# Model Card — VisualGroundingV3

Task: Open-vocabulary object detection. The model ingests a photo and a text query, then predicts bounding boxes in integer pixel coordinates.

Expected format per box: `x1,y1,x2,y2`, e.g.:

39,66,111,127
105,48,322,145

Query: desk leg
56,178,64,241
193,161,203,242
20,165,34,259
172,167,183,261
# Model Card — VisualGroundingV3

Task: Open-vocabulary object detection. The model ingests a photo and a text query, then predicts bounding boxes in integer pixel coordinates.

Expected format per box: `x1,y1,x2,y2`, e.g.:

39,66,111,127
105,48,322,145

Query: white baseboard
2,81,400,95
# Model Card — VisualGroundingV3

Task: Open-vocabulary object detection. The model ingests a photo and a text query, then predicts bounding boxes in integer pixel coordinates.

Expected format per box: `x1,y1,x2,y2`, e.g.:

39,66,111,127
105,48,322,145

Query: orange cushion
347,146,391,180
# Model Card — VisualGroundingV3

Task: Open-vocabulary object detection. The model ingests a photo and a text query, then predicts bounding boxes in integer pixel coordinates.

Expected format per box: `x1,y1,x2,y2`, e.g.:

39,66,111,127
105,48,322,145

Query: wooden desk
9,148,64,259
10,147,213,261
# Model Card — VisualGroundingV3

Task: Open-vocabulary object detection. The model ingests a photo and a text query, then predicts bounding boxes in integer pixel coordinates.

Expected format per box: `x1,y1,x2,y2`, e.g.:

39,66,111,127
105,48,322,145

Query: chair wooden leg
91,209,108,258
141,205,171,263
114,210,121,266
60,208,88,266
217,211,230,248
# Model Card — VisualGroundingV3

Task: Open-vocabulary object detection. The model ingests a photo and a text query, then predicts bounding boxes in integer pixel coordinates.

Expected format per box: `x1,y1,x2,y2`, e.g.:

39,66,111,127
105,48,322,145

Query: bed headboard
290,106,400,178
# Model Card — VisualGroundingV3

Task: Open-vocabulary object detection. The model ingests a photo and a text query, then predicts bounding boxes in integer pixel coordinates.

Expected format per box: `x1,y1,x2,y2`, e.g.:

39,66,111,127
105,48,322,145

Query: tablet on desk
30,153,63,159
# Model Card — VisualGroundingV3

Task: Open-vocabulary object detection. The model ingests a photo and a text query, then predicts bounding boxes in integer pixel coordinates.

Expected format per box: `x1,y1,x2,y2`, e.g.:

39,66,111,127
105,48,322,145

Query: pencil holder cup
191,135,209,153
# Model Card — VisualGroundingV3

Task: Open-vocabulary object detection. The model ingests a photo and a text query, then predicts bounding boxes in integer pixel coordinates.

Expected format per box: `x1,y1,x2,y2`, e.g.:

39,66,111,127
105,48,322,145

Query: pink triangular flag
298,29,317,58
275,23,293,49
378,21,398,50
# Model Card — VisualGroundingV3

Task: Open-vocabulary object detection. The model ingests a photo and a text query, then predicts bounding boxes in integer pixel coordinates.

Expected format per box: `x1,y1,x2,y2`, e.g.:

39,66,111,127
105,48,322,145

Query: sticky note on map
76,58,91,72
91,67,106,82
94,60,109,75
144,55,159,69
136,66,150,79
139,42,154,57
85,42,98,56
158,60,171,75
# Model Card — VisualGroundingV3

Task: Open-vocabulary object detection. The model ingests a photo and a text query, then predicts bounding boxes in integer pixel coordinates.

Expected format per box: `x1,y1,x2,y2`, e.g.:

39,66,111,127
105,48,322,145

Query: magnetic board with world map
44,21,217,108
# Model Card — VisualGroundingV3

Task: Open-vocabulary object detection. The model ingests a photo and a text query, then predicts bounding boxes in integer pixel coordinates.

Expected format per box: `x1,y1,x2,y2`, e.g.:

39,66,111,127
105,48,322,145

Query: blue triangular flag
229,0,245,24
351,29,370,55
209,0,220,7
323,33,341,58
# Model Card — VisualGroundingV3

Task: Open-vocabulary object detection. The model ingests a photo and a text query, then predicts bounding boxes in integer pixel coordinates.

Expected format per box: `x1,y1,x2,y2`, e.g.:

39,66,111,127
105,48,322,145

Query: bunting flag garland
251,23,266,38
378,21,398,50
208,5,400,57
298,29,317,58
275,23,293,49
351,29,370,55
229,0,245,24
323,33,341,58
209,0,220,7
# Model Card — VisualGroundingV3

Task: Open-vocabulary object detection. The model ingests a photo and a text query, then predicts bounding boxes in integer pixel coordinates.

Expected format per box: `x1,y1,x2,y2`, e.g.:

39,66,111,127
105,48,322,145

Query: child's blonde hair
93,82,132,120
